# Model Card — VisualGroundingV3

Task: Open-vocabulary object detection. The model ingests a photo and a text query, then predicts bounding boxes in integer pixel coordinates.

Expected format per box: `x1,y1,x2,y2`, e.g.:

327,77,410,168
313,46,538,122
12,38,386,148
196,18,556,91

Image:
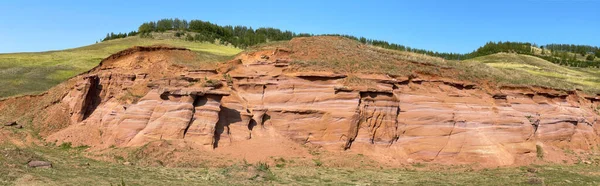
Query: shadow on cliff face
194,96,208,106
214,106,242,148
82,76,102,121
248,118,257,131
182,95,211,137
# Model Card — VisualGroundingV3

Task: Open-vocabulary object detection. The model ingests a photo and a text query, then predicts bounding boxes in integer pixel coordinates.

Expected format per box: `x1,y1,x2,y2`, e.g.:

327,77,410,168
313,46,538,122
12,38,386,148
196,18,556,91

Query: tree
128,31,138,36
138,23,154,33
173,18,182,30
103,33,110,41
185,34,194,41
181,19,188,30
587,55,596,61
156,19,173,32
570,53,577,63
359,37,367,44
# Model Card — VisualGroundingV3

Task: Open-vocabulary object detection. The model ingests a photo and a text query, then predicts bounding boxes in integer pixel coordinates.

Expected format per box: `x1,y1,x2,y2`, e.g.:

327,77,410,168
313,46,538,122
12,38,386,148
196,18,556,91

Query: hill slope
1,36,599,185
252,37,600,94
467,53,600,93
1,36,599,167
0,36,241,98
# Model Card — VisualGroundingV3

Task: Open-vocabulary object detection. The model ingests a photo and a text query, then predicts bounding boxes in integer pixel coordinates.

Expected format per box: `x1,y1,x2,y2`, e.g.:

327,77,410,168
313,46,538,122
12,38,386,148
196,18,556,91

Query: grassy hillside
468,53,600,93
1,35,598,99
0,36,241,98
250,37,600,94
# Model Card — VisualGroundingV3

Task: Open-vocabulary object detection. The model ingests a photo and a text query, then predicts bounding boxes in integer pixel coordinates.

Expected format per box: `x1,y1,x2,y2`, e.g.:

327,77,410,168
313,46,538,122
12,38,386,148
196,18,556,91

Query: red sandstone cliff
1,39,599,167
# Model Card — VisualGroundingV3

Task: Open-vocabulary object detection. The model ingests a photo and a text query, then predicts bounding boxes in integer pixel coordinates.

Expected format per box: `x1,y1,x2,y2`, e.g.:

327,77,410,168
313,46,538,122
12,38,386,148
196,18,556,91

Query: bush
251,161,276,181
59,142,72,150
256,161,270,172
222,74,233,85
185,34,194,41
586,55,595,61
313,159,323,167
174,31,184,38
139,32,153,38
274,157,286,168
536,145,544,159
203,79,221,88
527,177,544,185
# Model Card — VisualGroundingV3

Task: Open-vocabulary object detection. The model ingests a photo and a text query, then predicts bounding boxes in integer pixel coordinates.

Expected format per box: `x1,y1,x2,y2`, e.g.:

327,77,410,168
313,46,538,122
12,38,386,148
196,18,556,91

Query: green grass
0,36,241,98
465,53,600,93
0,143,599,185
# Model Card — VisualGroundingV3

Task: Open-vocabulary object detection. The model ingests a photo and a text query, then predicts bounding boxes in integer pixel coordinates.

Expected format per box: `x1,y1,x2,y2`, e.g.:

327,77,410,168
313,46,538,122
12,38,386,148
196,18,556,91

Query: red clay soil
1,37,599,168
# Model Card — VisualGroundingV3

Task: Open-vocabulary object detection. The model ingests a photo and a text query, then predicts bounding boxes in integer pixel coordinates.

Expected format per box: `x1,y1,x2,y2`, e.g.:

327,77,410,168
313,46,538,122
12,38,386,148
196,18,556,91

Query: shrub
527,177,544,185
59,142,72,150
203,79,221,88
222,74,233,85
586,55,595,61
256,161,270,172
536,145,544,159
274,157,286,168
313,159,323,167
185,34,194,41
174,31,185,38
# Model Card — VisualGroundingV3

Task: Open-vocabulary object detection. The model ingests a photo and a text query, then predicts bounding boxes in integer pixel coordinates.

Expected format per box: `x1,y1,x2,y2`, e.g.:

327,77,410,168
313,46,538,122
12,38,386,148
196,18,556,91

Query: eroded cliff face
4,45,600,167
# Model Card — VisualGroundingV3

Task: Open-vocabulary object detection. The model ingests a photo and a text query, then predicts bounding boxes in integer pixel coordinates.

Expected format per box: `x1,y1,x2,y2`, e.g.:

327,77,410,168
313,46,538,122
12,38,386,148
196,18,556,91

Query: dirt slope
1,37,599,167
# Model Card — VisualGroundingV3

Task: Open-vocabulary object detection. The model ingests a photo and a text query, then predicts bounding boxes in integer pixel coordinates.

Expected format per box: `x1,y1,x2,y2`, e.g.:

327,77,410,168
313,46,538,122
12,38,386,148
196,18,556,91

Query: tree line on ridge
102,18,600,68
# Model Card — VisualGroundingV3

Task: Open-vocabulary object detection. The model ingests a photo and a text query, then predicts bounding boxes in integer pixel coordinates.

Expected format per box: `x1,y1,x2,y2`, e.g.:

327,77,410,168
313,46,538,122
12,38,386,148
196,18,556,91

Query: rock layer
2,45,599,167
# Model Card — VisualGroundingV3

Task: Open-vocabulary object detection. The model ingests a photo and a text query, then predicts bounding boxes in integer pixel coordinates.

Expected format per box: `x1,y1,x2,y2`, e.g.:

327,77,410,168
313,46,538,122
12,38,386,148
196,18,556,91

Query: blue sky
0,0,598,53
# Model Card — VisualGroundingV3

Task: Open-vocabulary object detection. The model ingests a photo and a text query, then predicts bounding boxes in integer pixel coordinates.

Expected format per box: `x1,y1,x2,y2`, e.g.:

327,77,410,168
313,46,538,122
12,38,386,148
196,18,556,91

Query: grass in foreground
1,142,599,186
0,36,241,98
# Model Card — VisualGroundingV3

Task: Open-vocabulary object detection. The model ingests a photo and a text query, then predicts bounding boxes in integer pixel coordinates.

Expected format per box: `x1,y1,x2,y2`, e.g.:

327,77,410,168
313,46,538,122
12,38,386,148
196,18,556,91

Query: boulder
27,161,52,168
3,121,17,126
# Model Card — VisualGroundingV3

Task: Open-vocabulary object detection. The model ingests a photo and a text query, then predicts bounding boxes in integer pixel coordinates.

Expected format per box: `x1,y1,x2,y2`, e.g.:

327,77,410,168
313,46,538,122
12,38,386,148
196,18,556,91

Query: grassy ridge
258,37,600,94
2,35,599,99
0,37,241,98
467,53,600,93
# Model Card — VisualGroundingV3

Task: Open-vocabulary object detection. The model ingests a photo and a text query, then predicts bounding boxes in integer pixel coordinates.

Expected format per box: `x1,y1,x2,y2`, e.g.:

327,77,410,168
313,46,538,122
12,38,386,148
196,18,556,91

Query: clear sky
0,0,598,53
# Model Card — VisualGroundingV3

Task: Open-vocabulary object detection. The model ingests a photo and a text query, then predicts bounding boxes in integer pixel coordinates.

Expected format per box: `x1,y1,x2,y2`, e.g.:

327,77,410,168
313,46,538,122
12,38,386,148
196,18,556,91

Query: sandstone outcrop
1,42,599,167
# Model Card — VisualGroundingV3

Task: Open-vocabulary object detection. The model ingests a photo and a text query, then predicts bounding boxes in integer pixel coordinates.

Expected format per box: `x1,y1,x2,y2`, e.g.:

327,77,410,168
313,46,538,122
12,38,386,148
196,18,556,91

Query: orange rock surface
1,41,599,167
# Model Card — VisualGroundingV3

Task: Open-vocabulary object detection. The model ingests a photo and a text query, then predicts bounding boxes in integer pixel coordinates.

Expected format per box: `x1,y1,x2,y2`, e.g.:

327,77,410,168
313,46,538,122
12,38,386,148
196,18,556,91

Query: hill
1,36,600,185
467,53,600,93
2,17,598,99
0,36,241,98
251,37,600,94
0,18,599,185
129,18,600,67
